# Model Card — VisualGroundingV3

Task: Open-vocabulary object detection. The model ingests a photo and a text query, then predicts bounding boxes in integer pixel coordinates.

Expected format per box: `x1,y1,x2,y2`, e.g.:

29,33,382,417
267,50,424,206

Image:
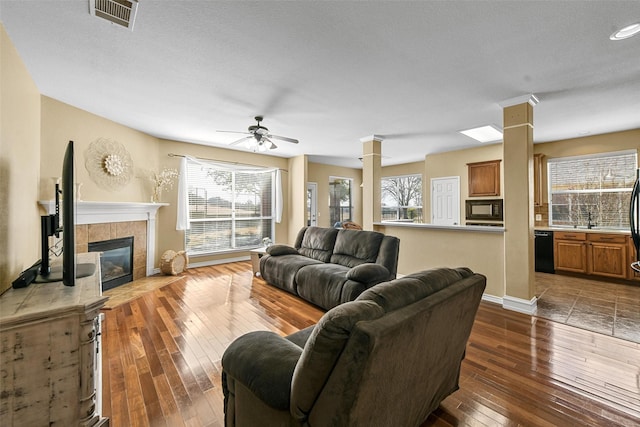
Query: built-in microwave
465,199,503,221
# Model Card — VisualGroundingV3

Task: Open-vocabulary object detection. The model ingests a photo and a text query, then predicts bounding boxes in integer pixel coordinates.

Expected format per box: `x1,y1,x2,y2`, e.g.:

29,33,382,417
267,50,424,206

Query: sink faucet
587,211,597,229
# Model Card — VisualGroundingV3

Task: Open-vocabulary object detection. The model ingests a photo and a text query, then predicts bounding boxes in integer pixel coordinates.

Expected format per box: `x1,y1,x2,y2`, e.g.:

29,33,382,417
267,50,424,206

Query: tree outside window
381,174,423,222
329,177,352,226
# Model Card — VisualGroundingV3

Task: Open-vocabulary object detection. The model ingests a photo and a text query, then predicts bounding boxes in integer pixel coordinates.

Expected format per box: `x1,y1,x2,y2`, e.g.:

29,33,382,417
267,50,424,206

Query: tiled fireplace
82,224,143,283
38,201,166,287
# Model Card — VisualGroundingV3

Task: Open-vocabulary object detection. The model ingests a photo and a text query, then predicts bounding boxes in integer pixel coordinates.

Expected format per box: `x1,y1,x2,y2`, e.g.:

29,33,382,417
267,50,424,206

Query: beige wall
375,225,504,297
40,96,161,202
0,25,42,293
39,97,294,268
308,162,363,228
425,143,504,223
287,156,308,245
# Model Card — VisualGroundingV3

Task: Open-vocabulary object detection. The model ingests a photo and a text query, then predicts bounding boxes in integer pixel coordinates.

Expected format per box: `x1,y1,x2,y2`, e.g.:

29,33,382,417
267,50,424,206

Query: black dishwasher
534,230,555,273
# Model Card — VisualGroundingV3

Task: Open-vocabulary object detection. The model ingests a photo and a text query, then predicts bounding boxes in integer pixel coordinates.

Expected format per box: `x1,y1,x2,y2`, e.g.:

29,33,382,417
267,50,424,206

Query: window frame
328,176,353,227
547,149,637,230
381,173,423,222
184,159,276,256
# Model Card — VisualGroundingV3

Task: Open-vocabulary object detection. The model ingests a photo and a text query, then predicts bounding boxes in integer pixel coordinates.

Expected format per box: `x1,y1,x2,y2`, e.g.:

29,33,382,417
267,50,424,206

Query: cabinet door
554,240,587,273
533,153,544,207
467,160,501,197
588,242,627,279
629,236,640,282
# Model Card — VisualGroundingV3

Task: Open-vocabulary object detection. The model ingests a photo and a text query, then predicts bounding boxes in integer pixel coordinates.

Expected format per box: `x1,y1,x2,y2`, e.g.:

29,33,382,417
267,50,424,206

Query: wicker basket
160,250,189,275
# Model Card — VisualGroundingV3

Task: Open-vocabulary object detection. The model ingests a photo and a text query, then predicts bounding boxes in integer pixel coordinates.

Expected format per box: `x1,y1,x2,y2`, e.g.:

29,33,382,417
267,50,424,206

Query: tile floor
535,272,640,343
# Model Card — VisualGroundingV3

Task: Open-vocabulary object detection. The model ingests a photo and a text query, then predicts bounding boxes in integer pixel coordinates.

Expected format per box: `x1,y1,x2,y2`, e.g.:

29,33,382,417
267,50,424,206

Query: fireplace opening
88,236,134,291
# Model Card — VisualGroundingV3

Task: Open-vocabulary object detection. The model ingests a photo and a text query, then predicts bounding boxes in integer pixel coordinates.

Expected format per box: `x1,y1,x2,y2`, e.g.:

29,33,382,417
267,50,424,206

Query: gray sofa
222,267,487,426
259,226,400,310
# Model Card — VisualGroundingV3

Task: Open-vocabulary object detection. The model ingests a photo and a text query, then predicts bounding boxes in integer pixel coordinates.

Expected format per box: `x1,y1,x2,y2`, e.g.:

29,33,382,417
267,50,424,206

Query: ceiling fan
218,116,299,152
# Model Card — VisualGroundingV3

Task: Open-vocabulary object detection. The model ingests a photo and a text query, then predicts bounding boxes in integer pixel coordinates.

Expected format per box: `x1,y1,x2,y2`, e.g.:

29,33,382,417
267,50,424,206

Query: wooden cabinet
629,235,640,282
0,253,108,426
533,153,544,207
467,160,501,197
587,233,627,279
554,232,588,273
554,231,629,280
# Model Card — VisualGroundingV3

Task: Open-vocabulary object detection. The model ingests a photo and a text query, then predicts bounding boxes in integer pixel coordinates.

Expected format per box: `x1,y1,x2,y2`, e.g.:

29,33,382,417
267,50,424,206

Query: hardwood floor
101,262,640,426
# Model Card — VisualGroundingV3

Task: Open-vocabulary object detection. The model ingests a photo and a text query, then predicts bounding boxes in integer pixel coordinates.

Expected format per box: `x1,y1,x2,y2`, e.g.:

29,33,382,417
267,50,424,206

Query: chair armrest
222,331,303,410
266,244,299,256
346,263,390,283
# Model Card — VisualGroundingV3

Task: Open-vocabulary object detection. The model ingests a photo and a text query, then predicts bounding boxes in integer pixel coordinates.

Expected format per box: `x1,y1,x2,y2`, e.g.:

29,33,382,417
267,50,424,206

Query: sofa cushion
260,254,323,294
222,331,303,410
356,267,473,313
346,263,390,283
290,300,384,420
266,244,299,256
330,229,384,267
295,263,352,310
297,227,339,263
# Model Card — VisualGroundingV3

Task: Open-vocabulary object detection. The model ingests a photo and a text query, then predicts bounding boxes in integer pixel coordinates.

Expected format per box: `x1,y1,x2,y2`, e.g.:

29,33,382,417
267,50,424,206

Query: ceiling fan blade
264,138,278,150
217,130,251,135
268,134,299,144
229,136,253,146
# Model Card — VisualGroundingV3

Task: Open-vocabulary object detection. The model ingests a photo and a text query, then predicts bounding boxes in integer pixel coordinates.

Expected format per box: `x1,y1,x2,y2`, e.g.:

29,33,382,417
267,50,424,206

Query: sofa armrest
222,331,303,410
346,263,390,283
266,244,299,256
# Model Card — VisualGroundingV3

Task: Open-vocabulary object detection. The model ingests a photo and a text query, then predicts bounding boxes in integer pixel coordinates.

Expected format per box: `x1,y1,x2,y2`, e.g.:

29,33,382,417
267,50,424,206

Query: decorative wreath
84,137,133,191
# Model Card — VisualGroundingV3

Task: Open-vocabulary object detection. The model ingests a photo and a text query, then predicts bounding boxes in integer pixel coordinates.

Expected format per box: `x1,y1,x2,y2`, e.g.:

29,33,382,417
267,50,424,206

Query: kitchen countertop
535,226,630,235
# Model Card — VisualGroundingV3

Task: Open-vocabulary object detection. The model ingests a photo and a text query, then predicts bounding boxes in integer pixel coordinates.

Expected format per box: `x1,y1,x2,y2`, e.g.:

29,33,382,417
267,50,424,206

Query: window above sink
548,150,637,230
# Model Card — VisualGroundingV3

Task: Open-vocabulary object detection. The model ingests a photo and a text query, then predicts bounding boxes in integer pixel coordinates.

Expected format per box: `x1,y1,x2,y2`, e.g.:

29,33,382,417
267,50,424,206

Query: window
381,174,423,222
185,158,275,255
328,177,353,226
548,150,637,229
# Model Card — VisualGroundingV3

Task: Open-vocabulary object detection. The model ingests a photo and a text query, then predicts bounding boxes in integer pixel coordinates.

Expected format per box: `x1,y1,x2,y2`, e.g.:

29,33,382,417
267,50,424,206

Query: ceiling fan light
258,142,267,152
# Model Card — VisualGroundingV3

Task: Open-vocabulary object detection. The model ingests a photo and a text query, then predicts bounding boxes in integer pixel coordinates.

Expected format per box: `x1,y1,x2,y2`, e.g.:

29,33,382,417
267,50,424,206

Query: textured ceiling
1,1,639,168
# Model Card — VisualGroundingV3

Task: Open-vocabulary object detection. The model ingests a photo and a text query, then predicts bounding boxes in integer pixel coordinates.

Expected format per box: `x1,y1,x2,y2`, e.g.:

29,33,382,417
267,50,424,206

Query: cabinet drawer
588,233,627,244
554,231,586,241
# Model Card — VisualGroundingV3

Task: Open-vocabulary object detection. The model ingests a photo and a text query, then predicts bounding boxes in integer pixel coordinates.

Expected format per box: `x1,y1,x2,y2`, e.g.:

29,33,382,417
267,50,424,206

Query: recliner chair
222,267,486,427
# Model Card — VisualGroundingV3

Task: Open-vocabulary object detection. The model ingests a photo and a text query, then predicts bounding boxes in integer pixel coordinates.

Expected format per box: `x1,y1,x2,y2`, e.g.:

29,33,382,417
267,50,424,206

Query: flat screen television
35,140,95,286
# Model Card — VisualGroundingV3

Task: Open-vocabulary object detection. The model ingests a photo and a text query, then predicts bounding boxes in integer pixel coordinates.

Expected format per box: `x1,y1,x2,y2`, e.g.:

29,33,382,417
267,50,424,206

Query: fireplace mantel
38,201,168,276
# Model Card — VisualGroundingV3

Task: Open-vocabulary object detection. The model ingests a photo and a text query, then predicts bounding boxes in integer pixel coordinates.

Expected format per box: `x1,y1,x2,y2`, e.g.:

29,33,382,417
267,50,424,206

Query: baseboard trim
481,294,503,306
481,294,537,315
502,295,538,315
187,255,250,269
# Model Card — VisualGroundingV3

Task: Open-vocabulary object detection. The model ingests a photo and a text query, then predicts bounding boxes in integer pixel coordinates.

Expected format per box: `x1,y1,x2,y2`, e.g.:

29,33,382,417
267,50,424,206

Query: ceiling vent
89,0,138,30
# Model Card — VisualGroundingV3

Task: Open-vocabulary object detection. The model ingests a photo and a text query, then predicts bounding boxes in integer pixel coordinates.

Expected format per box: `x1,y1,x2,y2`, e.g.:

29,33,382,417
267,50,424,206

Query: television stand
0,252,108,426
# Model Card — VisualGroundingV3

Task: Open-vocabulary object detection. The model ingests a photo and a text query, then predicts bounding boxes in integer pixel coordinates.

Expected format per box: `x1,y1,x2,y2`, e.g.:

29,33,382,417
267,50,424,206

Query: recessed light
459,125,503,143
610,22,640,40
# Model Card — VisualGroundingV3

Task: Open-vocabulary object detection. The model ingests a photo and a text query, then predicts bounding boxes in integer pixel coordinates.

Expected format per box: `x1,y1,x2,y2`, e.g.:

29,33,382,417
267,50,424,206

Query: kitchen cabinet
533,153,544,207
554,231,629,280
629,236,640,282
467,159,501,197
587,233,627,279
554,231,587,273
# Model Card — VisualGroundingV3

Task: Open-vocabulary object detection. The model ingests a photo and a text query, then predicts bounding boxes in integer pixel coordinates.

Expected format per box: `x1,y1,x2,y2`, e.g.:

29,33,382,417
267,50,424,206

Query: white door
431,177,460,225
307,182,318,226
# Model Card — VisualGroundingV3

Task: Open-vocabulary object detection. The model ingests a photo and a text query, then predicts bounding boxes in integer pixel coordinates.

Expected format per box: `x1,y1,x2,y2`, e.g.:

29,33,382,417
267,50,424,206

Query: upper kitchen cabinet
467,159,501,197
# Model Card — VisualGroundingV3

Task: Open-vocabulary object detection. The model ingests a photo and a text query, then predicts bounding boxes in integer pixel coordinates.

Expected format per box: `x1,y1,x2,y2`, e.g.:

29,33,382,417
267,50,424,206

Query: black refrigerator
631,168,640,273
